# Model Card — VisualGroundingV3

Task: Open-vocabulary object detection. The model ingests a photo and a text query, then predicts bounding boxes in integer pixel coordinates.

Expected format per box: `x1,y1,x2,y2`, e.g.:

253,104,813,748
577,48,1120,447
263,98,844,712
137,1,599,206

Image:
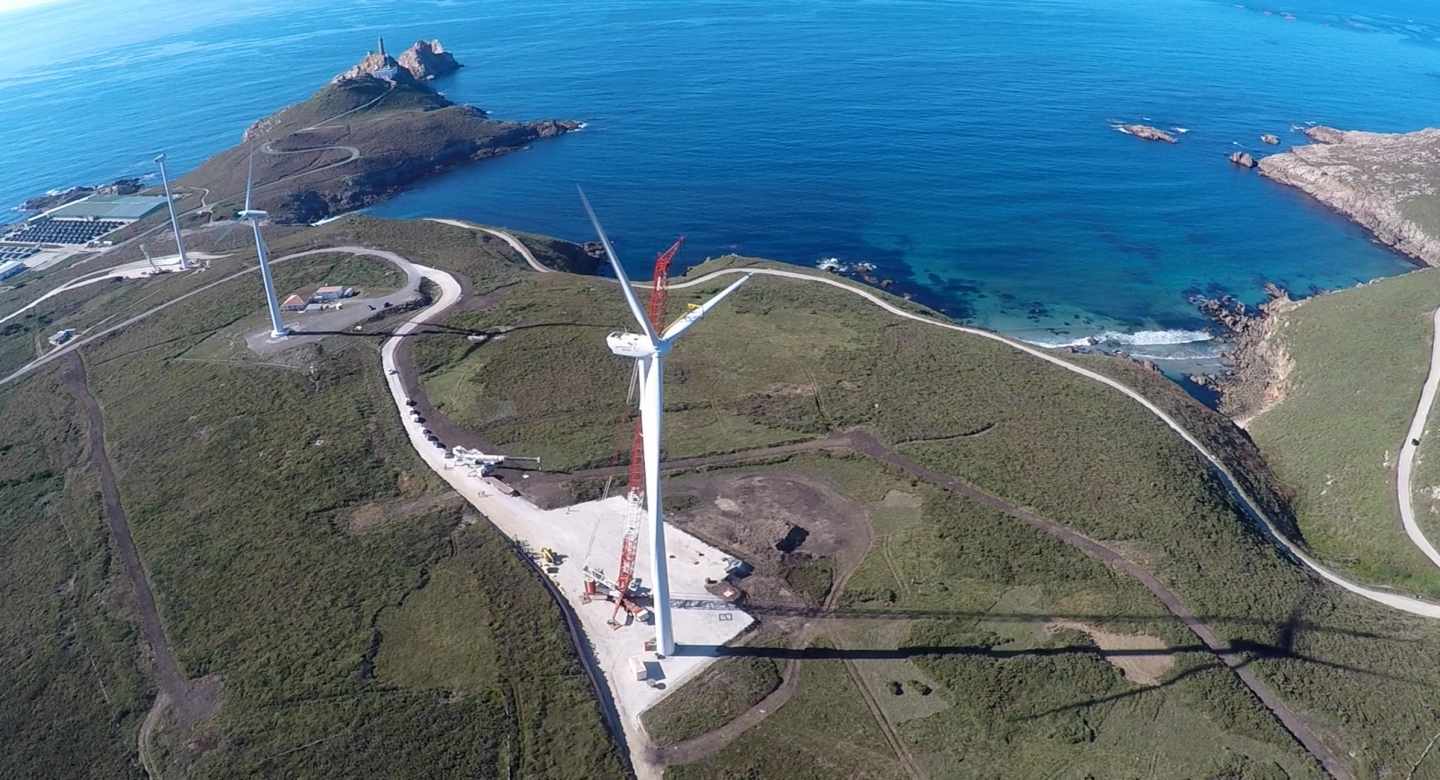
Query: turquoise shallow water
1,0,1437,358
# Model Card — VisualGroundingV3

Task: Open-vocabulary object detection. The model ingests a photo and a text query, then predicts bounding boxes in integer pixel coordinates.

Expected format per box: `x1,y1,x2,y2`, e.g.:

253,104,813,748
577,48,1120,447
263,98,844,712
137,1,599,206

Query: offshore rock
397,40,461,80
1115,124,1178,143
1260,126,1440,266
1261,133,1281,145
1229,151,1257,169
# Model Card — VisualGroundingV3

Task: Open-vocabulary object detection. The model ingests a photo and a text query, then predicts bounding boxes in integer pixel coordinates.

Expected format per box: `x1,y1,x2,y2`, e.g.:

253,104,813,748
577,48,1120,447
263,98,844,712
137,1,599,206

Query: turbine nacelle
607,331,661,359
237,209,268,222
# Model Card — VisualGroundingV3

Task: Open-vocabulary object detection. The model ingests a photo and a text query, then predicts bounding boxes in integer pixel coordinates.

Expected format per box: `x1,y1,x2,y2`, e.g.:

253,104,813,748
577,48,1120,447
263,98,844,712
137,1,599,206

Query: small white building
312,285,354,302
0,260,26,281
47,329,74,347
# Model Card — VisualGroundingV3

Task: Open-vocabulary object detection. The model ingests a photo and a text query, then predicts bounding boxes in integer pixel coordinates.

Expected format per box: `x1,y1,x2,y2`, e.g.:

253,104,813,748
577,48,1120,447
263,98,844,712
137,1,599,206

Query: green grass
641,655,782,747
412,249,1440,777
0,369,150,778
656,454,1321,778
0,222,625,777
666,640,902,780
11,216,1440,777
1246,267,1440,596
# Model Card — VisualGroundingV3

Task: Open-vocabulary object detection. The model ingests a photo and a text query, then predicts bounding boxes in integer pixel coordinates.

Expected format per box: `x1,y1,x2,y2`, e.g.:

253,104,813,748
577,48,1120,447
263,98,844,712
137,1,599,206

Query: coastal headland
173,38,581,225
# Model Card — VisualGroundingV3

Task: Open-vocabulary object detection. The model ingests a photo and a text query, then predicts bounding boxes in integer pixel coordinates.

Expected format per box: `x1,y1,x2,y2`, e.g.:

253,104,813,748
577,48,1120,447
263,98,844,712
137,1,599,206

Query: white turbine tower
238,152,288,339
580,187,751,657
153,152,189,271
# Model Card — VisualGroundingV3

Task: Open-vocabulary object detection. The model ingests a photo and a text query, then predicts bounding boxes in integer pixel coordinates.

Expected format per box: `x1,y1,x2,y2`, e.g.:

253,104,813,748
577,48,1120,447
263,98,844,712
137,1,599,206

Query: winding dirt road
60,353,218,777
426,218,555,273
1396,308,1440,571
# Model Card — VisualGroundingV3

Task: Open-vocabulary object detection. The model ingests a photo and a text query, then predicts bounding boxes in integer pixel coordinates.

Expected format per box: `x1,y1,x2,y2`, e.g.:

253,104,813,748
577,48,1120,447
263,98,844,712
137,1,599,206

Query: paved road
1397,308,1440,572
426,218,555,273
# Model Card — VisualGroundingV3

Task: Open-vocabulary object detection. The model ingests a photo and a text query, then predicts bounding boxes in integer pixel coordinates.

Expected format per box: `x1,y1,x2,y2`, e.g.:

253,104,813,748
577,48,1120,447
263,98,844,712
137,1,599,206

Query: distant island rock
194,37,580,224
1259,125,1440,266
333,37,461,84
1229,151,1257,169
1261,133,1280,145
1114,124,1178,143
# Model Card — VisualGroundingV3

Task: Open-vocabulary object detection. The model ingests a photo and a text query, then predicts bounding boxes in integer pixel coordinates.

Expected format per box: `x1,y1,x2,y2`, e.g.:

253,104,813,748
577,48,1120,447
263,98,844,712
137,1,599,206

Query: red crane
609,235,684,627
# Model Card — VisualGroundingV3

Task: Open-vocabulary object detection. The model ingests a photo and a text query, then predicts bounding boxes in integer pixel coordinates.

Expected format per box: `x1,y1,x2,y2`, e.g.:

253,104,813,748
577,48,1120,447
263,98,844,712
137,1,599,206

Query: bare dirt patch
665,472,873,609
345,493,465,534
1047,620,1174,685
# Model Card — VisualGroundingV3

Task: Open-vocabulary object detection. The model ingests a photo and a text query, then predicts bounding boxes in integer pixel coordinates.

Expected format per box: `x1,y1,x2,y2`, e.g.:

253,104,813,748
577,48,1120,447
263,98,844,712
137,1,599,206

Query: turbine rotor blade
244,150,255,213
577,186,657,345
661,274,752,343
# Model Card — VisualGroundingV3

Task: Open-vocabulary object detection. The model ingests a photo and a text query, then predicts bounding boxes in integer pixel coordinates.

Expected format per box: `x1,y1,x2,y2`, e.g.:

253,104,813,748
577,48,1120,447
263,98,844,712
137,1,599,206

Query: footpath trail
59,353,218,777
1396,308,1440,571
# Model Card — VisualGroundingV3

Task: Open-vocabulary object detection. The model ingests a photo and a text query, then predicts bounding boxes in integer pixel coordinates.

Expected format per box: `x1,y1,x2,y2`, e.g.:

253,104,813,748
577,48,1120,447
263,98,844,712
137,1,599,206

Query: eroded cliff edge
1260,126,1440,266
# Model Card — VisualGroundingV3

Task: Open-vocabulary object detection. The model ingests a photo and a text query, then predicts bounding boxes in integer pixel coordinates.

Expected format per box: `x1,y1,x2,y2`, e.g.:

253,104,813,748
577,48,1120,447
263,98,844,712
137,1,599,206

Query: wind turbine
238,152,288,339
580,187,751,657
153,152,189,271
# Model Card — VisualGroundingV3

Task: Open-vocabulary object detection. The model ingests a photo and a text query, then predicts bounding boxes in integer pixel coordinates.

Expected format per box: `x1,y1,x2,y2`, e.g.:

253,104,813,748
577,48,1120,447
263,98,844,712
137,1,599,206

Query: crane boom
611,236,684,622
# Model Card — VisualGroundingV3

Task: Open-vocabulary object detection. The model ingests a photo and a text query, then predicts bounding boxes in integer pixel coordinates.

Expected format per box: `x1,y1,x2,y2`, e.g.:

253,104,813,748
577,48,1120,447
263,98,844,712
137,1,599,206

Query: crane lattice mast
610,235,684,626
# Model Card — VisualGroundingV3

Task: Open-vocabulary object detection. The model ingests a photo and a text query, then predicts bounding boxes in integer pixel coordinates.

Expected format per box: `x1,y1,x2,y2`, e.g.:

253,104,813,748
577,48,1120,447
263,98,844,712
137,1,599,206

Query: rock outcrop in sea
1259,125,1440,266
1114,123,1177,143
1229,151,1257,169
1261,133,1280,145
397,40,460,80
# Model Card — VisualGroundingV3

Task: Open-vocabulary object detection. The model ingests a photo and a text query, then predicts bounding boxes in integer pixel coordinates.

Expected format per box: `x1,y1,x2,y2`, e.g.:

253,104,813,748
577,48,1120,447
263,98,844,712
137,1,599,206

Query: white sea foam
1025,329,1215,349
1171,127,1190,133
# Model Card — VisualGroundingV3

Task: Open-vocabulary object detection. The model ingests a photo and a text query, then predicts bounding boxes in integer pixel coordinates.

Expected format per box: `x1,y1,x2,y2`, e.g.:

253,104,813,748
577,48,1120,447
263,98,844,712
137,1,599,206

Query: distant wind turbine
580,186,751,657
238,151,288,339
153,152,189,271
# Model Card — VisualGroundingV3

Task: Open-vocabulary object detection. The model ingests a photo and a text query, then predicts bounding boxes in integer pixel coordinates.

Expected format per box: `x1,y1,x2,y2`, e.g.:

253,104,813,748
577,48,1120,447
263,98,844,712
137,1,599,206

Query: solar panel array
4,218,125,245
0,245,39,262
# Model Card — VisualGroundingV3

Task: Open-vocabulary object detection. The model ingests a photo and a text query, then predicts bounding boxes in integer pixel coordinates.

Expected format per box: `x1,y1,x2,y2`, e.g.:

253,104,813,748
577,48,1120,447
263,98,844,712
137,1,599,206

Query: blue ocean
2,0,1438,361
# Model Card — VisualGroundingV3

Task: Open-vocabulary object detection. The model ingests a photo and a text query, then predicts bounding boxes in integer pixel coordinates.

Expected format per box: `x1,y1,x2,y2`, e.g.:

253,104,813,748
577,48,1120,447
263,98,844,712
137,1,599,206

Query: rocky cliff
397,40,461,80
1259,125,1440,266
333,38,461,85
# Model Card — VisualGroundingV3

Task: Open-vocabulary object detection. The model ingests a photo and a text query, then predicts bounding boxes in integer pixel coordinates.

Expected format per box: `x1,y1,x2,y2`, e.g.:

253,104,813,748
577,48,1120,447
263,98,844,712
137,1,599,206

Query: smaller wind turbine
153,153,189,271
580,186,751,657
238,152,288,339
